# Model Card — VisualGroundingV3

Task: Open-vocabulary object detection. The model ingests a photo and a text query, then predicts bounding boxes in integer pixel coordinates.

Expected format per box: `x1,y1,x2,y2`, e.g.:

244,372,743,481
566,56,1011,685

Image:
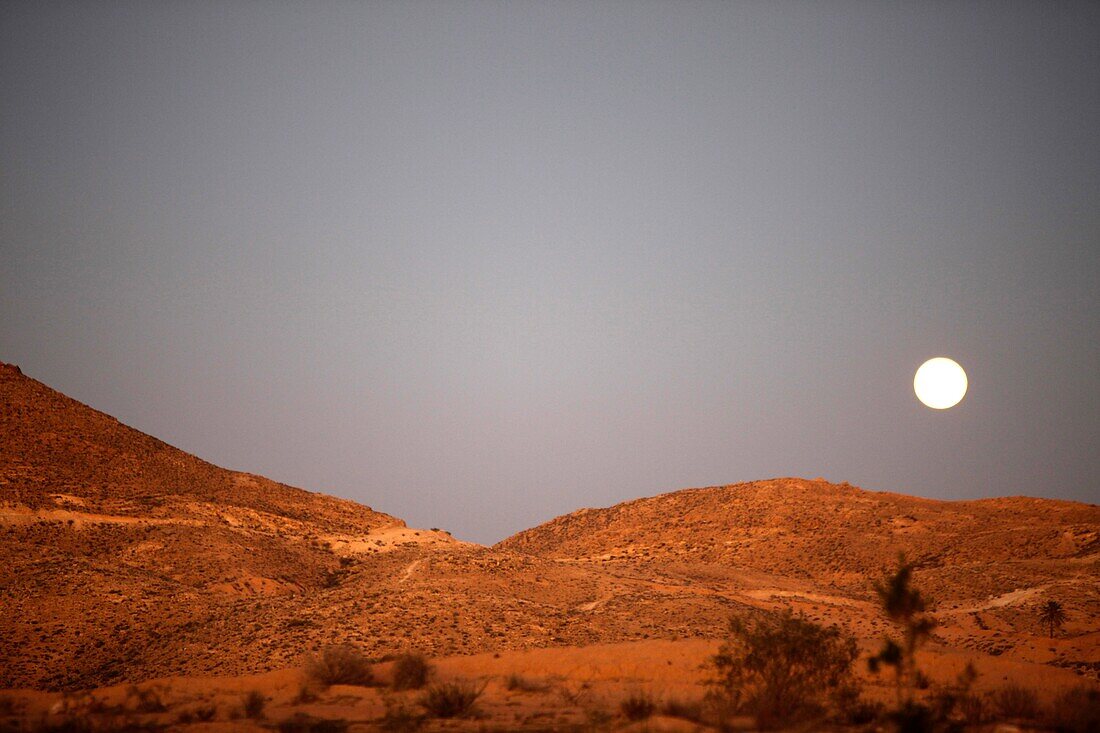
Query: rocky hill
499,478,1100,675
2,362,1097,691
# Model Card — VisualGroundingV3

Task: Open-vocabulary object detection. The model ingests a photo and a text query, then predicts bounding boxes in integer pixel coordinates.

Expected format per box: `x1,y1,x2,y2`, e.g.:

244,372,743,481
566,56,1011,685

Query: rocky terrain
1,360,1097,726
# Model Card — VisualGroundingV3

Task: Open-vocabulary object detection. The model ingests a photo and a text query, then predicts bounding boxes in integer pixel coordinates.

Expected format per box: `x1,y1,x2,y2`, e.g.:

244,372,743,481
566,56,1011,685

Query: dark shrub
125,685,166,713
278,713,349,733
993,683,1040,720
504,673,547,693
1046,686,1100,733
419,681,483,718
711,608,859,729
391,653,431,691
661,697,705,722
243,690,266,719
619,690,655,721
890,701,934,733
305,645,374,688
380,698,426,732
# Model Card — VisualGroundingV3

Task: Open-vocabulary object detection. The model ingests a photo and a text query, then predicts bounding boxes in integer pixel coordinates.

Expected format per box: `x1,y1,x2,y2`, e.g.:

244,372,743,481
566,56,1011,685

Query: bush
419,680,483,718
993,683,1040,720
661,697,705,723
391,653,431,691
505,673,547,693
125,685,167,713
619,690,655,721
1046,686,1100,733
304,645,375,688
278,713,349,733
380,698,426,732
889,701,934,733
711,608,859,729
243,690,266,719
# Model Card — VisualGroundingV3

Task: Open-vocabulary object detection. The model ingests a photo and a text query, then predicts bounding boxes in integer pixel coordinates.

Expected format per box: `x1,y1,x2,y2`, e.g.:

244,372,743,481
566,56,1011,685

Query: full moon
914,357,968,409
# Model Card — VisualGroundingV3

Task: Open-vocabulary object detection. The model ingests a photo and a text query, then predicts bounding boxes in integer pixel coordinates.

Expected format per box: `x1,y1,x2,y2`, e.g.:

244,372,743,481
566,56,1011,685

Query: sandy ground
1,639,1094,731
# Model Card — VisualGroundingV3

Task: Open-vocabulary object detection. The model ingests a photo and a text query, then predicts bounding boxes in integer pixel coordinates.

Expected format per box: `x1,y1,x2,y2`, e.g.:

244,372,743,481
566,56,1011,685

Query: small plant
293,681,319,704
125,685,167,713
0,695,22,716
711,608,859,729
419,680,484,718
1045,686,1100,733
1038,599,1067,638
585,707,614,726
505,673,547,693
278,713,350,733
992,683,1040,720
305,645,375,688
660,697,705,723
869,556,936,709
243,690,266,719
391,653,431,691
619,690,656,721
194,703,217,722
380,698,426,732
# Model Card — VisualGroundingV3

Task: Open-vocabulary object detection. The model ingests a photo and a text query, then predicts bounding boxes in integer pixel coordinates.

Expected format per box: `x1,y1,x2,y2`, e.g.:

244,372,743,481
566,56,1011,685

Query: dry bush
380,697,426,732
391,653,431,691
711,608,859,730
505,673,547,693
277,713,350,733
293,681,319,704
125,685,166,713
1044,686,1100,733
242,690,266,719
992,683,1040,720
661,696,705,723
419,680,484,718
304,645,375,688
620,690,656,721
0,695,22,716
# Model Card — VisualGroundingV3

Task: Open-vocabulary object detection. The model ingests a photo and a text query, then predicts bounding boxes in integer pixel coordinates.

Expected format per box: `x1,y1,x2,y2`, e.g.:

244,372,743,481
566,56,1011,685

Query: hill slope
499,478,1100,674
3,362,1097,691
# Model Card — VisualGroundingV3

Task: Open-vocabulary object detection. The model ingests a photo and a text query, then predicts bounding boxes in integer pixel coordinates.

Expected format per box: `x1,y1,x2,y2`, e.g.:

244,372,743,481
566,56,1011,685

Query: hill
2,361,1097,695
499,477,1100,675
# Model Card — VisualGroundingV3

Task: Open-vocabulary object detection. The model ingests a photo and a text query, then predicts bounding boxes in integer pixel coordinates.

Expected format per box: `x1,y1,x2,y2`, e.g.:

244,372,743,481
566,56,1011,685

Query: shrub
831,682,881,725
380,698,426,732
391,653,431,691
889,701,934,733
992,683,1040,720
619,690,655,721
305,645,375,688
419,680,483,718
505,673,547,693
1046,686,1100,733
711,608,859,729
278,713,349,733
125,685,167,713
243,690,266,719
869,557,936,709
661,696,705,723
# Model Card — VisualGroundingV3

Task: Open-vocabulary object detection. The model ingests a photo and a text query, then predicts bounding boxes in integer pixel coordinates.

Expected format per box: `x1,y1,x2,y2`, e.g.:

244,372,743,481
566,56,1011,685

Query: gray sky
2,1,1098,543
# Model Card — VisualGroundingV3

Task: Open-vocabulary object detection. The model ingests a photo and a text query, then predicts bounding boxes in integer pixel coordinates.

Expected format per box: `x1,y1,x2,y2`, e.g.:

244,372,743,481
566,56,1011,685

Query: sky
2,1,1098,544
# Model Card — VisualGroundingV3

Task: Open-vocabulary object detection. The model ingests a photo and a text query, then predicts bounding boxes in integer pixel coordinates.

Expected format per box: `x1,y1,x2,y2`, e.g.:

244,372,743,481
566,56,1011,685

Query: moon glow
914,357,968,409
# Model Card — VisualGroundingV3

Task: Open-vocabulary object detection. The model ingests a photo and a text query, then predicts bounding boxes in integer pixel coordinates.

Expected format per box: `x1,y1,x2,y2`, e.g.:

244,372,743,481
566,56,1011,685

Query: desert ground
1,360,1097,731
